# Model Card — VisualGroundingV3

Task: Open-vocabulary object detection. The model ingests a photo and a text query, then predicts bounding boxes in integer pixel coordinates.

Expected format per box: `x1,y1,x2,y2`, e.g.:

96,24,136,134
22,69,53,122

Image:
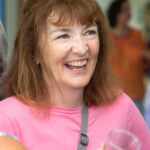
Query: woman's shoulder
101,92,134,110
130,28,143,37
110,92,138,114
113,92,133,107
0,96,21,107
90,92,134,115
0,97,29,116
105,92,142,120
88,92,139,131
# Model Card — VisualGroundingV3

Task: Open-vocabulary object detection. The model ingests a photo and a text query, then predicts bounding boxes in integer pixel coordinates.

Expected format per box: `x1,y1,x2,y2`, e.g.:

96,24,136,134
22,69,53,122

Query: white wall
96,0,112,14
129,0,149,29
4,0,19,63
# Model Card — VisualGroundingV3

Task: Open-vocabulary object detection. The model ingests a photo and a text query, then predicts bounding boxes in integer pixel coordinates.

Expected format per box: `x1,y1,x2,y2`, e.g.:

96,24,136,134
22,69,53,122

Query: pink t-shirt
0,93,149,150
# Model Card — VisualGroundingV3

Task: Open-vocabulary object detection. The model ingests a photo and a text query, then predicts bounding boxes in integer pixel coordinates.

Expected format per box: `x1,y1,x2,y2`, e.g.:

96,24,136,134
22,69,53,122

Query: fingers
96,142,106,150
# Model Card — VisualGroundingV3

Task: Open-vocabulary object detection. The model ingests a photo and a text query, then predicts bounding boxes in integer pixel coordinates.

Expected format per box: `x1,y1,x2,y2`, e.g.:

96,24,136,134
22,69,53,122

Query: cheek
117,13,124,21
90,40,100,58
39,47,54,70
50,43,71,59
42,45,59,63
118,13,128,21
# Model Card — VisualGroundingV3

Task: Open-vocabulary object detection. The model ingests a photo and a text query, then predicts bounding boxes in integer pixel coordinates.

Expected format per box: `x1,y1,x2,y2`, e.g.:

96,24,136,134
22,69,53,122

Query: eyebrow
49,24,97,34
84,24,97,30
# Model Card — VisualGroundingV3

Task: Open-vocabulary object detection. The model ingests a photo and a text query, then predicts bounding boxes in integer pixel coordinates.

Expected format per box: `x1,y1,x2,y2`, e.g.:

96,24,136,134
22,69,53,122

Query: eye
85,30,96,36
56,34,70,40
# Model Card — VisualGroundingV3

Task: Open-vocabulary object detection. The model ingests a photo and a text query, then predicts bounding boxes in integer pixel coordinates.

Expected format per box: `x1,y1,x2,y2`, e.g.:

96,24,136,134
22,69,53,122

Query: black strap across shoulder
78,102,89,150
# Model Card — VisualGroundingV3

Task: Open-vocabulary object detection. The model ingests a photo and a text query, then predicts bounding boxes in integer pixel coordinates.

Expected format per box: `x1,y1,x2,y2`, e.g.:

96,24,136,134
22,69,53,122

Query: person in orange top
107,0,147,115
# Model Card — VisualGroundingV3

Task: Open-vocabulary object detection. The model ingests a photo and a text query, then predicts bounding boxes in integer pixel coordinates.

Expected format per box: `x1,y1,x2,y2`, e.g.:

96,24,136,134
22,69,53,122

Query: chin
69,80,90,89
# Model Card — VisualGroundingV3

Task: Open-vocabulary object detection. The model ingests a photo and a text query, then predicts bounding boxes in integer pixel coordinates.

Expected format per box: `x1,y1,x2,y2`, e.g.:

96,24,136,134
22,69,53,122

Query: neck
48,86,84,108
112,23,129,37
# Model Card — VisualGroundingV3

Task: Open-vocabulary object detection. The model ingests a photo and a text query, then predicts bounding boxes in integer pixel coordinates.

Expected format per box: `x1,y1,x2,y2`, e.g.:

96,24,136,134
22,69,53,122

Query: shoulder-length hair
107,0,128,28
1,0,120,107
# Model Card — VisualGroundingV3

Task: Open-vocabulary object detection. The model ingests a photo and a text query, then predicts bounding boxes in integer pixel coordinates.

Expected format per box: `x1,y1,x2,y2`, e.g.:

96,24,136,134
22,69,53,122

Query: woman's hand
96,142,106,150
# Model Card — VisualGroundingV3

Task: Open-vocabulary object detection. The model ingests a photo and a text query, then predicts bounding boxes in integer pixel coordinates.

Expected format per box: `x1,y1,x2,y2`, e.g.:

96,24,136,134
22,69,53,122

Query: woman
0,0,149,150
107,0,147,115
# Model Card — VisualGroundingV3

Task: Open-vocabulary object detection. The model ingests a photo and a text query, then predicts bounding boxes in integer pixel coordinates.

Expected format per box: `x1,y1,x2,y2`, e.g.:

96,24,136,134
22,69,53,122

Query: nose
72,36,88,56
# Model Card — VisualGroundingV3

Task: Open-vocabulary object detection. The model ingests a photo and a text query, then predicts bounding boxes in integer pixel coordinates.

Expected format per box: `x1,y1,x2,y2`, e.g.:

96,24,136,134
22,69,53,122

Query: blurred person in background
0,20,7,100
107,0,148,115
0,21,7,77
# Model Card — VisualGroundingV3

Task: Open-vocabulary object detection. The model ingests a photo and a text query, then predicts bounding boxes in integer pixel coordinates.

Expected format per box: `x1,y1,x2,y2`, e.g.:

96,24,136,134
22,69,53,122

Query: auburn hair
1,0,120,107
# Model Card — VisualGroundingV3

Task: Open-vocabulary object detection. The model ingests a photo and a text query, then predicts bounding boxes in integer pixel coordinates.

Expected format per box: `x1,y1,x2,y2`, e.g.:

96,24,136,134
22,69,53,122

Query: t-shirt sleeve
126,95,150,150
0,113,16,135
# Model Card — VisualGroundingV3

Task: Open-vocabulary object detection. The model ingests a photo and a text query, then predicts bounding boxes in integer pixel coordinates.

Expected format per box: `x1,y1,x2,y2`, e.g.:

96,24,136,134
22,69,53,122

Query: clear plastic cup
107,129,141,150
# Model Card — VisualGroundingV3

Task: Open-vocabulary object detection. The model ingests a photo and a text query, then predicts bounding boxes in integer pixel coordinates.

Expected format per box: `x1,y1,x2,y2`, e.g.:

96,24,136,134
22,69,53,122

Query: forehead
46,13,95,31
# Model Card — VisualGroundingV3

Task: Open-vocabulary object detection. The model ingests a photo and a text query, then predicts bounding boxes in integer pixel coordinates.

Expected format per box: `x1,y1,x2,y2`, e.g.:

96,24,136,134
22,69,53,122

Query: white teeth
67,60,87,67
72,67,85,71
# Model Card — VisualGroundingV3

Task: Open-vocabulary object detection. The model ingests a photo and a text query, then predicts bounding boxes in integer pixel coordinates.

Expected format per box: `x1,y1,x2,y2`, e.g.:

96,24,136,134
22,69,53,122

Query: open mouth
65,59,88,71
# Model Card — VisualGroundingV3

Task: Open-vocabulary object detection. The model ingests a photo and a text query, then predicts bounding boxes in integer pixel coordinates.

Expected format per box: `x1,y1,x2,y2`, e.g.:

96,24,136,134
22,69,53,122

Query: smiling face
38,17,99,92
